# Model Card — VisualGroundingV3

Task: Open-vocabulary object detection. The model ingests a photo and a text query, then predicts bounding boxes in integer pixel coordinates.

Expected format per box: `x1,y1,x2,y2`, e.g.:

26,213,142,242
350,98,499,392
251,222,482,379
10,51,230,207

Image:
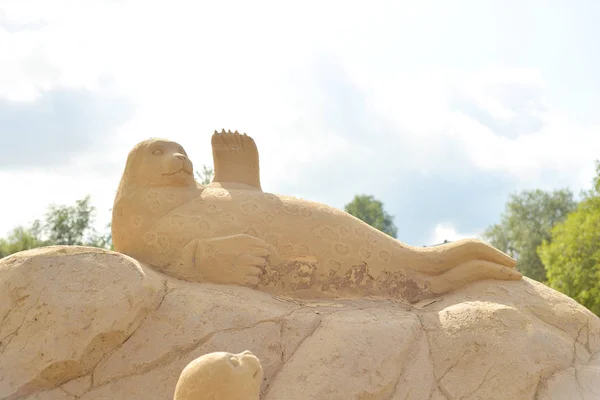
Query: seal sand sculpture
174,350,263,400
112,130,521,302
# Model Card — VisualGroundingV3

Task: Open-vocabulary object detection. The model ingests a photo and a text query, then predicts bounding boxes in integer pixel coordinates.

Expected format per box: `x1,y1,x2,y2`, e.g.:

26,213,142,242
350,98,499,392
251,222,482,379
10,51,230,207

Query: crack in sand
418,316,438,400
88,308,300,393
415,313,451,400
461,362,498,399
385,324,427,400
90,279,170,387
0,288,44,357
264,314,323,396
573,324,585,366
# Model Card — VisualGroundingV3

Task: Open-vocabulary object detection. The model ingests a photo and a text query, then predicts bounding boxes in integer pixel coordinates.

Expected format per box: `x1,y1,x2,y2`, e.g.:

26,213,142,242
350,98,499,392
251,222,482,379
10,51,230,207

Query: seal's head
174,350,263,400
119,138,195,189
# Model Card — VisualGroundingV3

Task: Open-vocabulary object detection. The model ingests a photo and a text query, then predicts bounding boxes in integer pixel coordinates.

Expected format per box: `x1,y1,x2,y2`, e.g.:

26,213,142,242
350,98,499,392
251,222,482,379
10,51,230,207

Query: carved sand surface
174,350,263,400
1,247,600,399
2,131,599,399
111,130,522,303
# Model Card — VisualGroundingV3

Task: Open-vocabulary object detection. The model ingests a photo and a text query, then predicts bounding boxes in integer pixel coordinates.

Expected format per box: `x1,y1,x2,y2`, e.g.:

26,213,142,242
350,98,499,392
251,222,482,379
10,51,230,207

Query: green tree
483,189,577,282
539,161,600,315
344,194,398,238
0,195,113,259
87,222,114,250
43,195,98,245
196,165,214,185
0,223,47,258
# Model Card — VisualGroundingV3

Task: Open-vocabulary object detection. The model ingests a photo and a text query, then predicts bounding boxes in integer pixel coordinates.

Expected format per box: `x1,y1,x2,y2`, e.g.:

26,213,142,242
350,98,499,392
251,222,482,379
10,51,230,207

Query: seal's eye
152,149,164,156
229,357,240,367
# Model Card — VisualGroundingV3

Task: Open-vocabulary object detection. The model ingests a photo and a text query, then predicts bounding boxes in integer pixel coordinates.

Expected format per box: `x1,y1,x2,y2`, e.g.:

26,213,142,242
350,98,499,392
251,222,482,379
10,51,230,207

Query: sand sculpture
112,130,521,302
4,132,600,400
1,246,599,399
174,350,263,400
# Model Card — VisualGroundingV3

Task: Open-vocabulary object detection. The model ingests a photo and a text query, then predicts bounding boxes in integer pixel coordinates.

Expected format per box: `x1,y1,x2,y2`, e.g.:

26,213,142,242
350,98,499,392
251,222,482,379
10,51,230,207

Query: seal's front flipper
192,234,270,287
211,130,262,191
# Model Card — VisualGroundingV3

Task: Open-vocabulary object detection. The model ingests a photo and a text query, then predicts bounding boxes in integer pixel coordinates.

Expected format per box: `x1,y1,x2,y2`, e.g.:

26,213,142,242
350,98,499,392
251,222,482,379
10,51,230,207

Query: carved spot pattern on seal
281,245,294,257
246,227,260,238
265,213,276,222
300,207,312,217
379,251,390,262
204,244,215,257
318,227,338,241
143,233,156,244
360,249,371,260
265,234,278,246
211,189,231,199
219,213,236,224
262,193,279,203
157,234,172,250
170,214,185,227
299,245,310,256
364,233,378,246
242,202,259,213
283,204,300,215
335,244,350,255
319,206,334,215
327,260,342,273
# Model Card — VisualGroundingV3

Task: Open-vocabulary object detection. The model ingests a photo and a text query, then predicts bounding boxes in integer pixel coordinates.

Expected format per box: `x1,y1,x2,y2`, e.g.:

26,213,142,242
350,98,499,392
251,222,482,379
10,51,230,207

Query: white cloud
429,222,479,245
0,168,117,237
357,65,600,191
461,68,545,122
1,0,600,245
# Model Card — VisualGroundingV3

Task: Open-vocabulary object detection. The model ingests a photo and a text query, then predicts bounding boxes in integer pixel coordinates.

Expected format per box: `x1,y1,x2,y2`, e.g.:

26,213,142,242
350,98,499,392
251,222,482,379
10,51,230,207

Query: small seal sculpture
173,350,263,400
112,130,521,302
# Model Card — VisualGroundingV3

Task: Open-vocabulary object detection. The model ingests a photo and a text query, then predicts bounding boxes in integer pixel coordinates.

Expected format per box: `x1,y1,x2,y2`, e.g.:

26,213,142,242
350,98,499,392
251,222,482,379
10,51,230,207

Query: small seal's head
120,138,195,189
174,350,263,400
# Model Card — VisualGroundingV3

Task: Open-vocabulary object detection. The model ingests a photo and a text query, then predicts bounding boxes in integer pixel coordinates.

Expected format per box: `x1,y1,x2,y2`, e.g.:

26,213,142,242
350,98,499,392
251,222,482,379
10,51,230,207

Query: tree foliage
43,196,97,245
87,222,113,250
196,165,214,185
0,195,112,259
0,224,46,258
539,162,600,315
483,188,577,282
344,194,398,238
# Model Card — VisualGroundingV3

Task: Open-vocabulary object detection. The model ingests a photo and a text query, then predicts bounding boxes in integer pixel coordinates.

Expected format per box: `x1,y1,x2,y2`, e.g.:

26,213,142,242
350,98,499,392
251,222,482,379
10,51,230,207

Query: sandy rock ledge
1,246,599,400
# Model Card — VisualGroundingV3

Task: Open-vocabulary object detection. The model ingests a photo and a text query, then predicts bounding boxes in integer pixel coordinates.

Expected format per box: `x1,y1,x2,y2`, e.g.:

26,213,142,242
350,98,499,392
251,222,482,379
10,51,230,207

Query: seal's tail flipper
416,239,517,275
427,259,522,295
211,130,262,191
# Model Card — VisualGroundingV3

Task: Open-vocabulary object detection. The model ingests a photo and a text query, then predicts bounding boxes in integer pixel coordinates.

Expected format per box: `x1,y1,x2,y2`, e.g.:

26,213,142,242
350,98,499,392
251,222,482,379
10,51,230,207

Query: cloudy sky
1,0,600,246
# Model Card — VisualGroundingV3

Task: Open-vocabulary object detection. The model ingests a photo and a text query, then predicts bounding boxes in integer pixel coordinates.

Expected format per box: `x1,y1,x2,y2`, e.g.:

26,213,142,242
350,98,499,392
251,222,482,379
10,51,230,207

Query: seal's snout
239,351,263,379
182,158,194,175
171,152,193,175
